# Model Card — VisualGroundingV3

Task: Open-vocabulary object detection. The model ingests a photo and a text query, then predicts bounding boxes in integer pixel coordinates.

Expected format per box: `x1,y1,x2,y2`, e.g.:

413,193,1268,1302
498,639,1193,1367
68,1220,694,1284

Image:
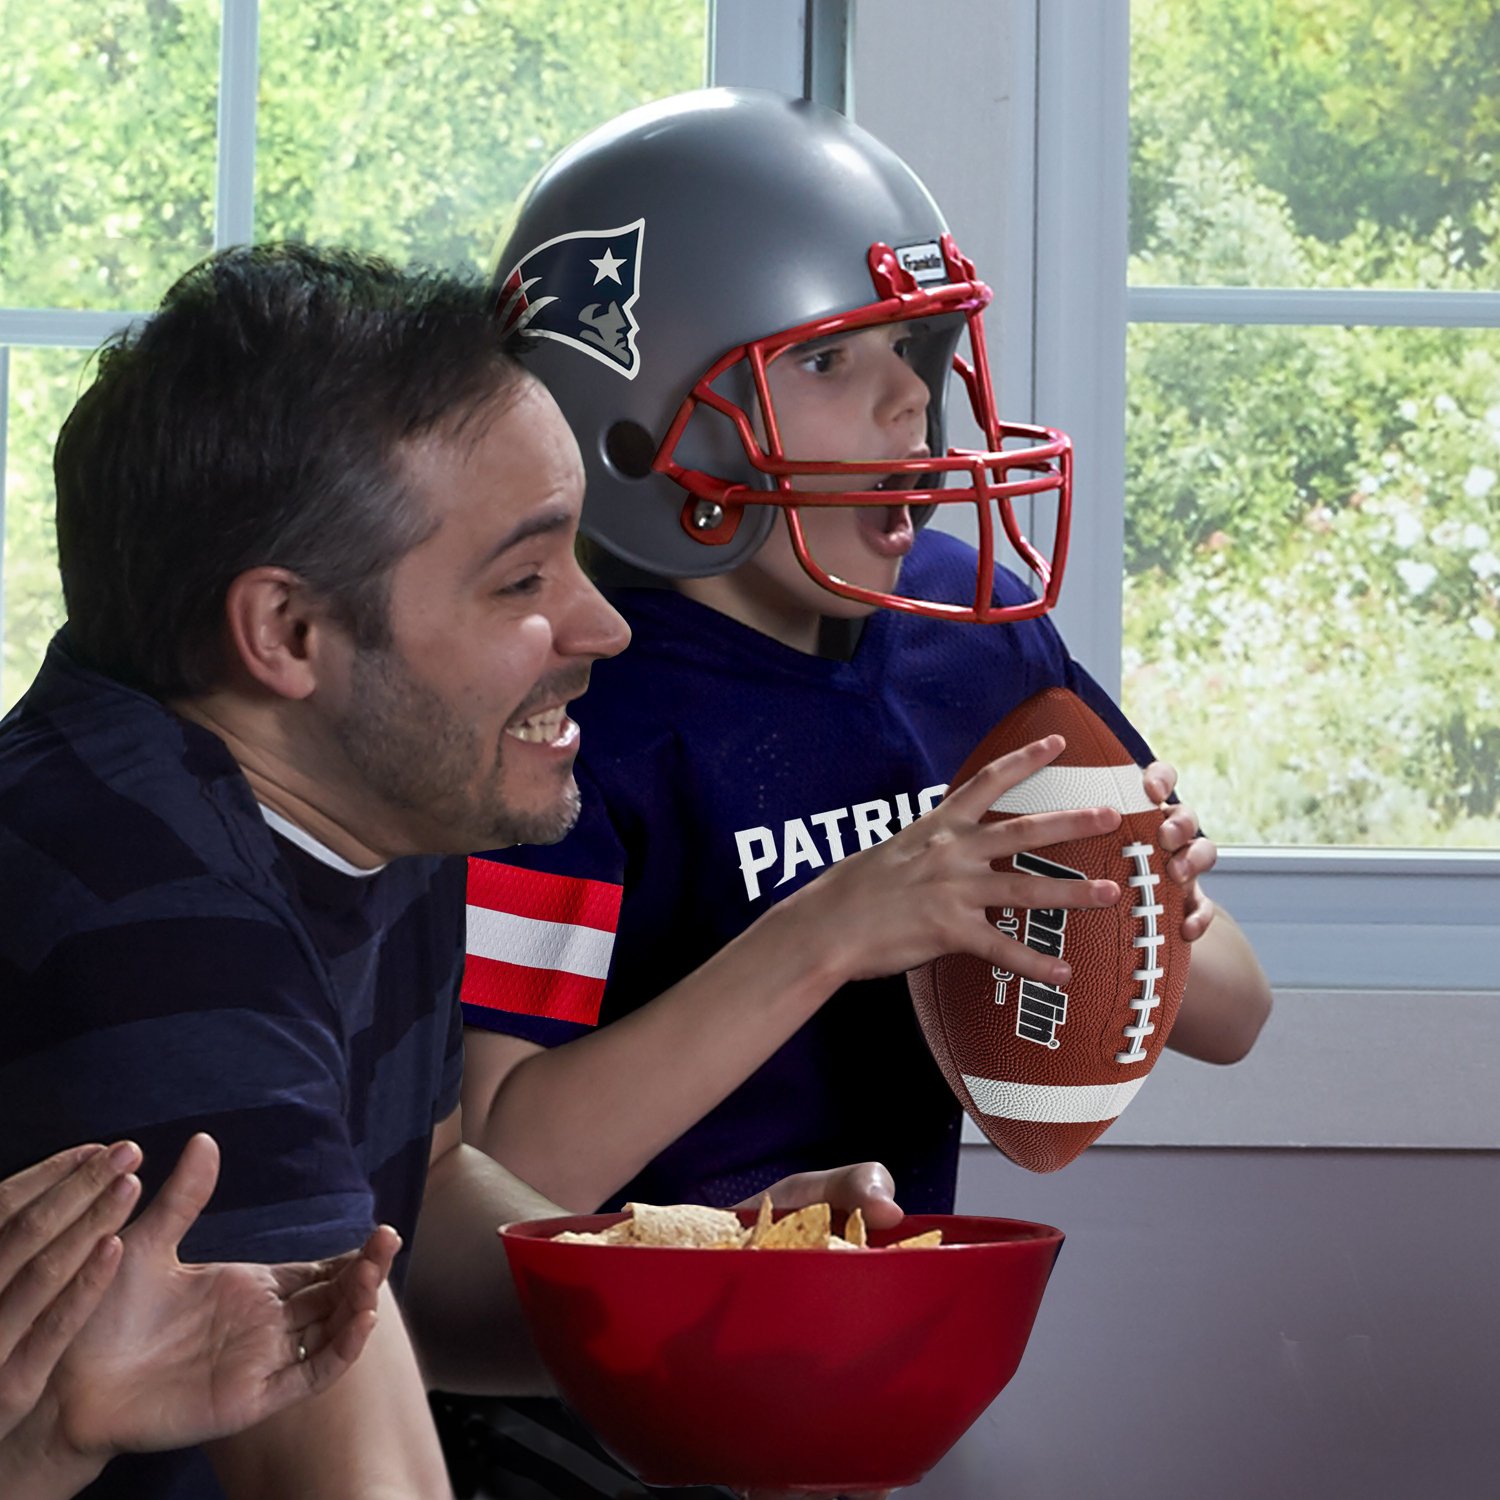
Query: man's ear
223,567,336,701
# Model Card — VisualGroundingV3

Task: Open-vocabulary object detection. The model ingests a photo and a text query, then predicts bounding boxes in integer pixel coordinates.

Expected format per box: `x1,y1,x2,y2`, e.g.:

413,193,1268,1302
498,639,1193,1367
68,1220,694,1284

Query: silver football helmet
493,87,1070,622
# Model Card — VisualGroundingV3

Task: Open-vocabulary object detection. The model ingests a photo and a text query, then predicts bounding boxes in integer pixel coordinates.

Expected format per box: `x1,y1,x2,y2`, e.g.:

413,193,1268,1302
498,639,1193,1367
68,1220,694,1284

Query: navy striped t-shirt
0,632,465,1499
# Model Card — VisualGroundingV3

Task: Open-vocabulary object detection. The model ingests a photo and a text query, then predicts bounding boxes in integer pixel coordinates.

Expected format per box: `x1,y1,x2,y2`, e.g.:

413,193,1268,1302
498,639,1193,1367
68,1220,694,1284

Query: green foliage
2,350,91,706
1131,0,1500,283
1126,1,1500,846
0,0,221,310
254,0,707,272
1,0,706,711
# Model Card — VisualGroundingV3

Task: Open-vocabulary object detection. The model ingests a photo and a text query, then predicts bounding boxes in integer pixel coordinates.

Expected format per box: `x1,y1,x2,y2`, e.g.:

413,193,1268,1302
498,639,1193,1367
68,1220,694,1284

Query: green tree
1125,0,1500,846
1131,0,1500,280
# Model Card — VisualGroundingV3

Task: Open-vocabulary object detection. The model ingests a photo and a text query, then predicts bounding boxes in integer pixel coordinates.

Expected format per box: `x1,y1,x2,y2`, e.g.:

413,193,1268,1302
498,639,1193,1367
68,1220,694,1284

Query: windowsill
959,986,1500,1153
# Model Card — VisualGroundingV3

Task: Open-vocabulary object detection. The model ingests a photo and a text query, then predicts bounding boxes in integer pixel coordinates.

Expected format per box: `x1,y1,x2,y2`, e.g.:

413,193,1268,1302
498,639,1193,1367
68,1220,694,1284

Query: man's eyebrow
473,506,574,573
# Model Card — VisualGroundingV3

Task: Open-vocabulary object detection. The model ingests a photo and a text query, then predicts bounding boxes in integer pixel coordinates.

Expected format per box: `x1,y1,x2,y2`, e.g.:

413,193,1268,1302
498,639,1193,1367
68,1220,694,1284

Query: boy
444,86,1270,1500
458,89,1270,1225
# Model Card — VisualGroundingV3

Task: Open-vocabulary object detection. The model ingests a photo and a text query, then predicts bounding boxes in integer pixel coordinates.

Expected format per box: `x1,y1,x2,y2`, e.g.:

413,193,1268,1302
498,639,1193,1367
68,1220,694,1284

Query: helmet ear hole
604,420,657,480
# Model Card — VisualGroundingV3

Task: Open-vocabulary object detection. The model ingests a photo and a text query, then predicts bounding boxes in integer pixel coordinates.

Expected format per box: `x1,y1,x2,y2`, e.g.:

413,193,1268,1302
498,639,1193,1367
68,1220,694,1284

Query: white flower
1469,551,1500,580
1469,616,1496,642
1463,466,1496,498
1462,523,1491,549
1393,511,1424,548
1395,559,1438,595
1399,399,1419,422
1435,394,1458,415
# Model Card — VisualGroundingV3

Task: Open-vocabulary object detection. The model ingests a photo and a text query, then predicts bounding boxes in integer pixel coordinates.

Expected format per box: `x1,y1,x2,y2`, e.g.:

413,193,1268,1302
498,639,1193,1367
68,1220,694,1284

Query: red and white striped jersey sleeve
462,856,623,1035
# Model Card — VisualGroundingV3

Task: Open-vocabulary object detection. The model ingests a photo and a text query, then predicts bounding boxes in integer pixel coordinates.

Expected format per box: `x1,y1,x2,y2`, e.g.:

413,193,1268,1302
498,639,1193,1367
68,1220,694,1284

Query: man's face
328,378,629,855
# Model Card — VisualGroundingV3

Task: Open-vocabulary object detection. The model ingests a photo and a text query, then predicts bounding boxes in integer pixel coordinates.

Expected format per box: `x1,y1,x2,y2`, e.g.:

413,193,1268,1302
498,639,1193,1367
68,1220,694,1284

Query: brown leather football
907,687,1190,1172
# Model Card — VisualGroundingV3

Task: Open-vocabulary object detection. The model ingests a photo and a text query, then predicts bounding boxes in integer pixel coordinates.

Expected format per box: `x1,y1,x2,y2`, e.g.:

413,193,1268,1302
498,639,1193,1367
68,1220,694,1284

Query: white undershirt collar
258,804,387,878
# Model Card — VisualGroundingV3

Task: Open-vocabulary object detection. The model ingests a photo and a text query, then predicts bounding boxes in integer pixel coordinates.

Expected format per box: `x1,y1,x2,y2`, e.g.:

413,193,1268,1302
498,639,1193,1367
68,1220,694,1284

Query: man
0,243,630,1497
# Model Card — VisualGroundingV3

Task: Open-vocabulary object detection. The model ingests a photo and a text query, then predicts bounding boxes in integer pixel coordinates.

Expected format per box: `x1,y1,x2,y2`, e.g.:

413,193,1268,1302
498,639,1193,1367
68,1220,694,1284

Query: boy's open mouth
856,500,916,556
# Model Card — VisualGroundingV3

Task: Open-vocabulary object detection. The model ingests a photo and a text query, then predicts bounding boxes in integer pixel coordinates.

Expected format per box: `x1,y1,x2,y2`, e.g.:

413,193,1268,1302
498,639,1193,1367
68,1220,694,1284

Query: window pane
2,348,92,712
1123,321,1500,848
255,1,709,271
0,0,220,310
1129,0,1500,292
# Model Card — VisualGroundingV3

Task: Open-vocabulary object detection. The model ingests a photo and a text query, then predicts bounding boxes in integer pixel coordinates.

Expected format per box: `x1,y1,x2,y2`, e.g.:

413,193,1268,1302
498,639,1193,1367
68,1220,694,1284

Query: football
907,688,1190,1173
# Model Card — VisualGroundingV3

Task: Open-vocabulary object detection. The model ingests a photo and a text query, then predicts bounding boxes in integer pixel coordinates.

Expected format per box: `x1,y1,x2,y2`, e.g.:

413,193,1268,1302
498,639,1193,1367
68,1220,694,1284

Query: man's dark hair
54,242,527,697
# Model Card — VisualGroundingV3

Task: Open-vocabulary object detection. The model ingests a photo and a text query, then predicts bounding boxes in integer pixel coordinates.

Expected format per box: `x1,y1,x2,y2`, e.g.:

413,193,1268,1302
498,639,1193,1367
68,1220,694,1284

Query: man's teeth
507,707,567,743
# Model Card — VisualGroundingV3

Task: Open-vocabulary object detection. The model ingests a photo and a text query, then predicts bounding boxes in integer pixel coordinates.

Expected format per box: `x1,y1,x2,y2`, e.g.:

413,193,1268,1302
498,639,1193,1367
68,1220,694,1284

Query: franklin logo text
989,850,1086,1049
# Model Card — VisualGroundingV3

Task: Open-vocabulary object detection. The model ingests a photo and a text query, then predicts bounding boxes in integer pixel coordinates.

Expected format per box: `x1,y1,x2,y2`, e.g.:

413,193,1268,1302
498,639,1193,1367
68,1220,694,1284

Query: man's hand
789,734,1123,988
0,1142,141,1444
1143,761,1217,942
50,1133,399,1457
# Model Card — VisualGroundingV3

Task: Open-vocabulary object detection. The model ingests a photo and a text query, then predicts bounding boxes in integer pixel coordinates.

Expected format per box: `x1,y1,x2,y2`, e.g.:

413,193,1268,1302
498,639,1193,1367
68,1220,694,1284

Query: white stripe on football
960,1073,1147,1125
987,763,1158,817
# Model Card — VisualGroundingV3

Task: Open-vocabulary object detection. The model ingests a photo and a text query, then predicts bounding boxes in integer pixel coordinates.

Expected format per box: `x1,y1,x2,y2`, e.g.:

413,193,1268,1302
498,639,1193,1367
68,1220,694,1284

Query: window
1011,0,1499,990
1,0,710,710
1126,0,1500,851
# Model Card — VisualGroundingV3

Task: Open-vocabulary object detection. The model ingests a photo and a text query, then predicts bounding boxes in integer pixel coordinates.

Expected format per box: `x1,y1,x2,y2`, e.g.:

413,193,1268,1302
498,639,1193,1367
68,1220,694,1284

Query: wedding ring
296,1336,309,1364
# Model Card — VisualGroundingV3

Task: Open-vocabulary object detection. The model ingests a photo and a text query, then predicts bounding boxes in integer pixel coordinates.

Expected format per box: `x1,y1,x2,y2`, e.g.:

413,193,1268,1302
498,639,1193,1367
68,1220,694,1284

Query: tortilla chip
845,1207,867,1248
551,1217,637,1245
755,1201,832,1250
625,1201,745,1249
889,1228,944,1249
743,1193,775,1248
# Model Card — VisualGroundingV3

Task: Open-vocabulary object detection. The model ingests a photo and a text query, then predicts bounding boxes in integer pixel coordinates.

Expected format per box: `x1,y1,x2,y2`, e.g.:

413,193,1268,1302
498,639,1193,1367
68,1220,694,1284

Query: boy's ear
222,566,335,700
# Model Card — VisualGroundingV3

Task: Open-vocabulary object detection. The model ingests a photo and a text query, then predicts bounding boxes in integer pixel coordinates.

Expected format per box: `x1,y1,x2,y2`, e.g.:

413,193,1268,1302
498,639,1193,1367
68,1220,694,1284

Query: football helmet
493,87,1070,622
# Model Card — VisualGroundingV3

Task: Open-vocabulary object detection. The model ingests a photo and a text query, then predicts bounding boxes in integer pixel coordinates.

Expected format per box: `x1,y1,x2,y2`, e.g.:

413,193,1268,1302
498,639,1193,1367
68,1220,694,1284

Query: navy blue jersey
463,530,1153,1213
0,633,466,1500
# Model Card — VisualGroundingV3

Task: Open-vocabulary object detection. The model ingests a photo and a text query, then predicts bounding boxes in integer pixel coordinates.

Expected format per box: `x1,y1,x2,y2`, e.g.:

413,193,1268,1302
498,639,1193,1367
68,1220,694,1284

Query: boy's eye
796,345,844,375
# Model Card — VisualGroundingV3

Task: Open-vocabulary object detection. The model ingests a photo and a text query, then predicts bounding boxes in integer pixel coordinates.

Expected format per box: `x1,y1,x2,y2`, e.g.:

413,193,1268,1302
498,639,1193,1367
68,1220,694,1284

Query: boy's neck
672,573,824,655
816,615,865,661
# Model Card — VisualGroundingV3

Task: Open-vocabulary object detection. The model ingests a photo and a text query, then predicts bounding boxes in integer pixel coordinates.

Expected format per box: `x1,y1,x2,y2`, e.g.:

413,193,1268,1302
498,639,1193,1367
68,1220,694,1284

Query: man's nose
563,572,631,663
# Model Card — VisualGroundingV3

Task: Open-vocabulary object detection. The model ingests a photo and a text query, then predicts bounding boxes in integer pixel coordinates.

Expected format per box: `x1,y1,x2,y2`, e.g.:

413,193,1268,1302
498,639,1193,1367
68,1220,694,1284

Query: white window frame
1029,0,1500,993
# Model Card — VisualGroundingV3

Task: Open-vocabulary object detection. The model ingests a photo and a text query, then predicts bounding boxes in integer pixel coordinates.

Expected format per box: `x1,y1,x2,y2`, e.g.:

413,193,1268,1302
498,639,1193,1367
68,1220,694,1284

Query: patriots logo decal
496,219,645,380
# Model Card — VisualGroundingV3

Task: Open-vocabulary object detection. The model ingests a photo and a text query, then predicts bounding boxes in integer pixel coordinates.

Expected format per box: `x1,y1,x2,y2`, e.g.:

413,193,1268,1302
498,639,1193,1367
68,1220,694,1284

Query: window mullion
215,0,261,250
708,0,806,95
1031,0,1130,695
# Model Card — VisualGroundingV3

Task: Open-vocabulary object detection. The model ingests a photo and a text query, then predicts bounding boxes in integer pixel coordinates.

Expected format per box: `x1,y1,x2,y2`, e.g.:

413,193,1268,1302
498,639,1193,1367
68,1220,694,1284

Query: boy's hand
1143,761,1217,943
739,1161,903,1234
730,1167,897,1500
794,734,1122,989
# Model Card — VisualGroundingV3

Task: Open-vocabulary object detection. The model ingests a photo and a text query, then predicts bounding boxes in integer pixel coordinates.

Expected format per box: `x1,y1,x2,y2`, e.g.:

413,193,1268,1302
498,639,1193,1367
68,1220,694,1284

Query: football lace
1117,842,1165,1064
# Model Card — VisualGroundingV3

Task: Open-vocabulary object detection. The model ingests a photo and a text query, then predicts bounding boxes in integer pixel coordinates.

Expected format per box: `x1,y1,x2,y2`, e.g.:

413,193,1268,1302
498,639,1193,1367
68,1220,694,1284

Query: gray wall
923,1142,1500,1500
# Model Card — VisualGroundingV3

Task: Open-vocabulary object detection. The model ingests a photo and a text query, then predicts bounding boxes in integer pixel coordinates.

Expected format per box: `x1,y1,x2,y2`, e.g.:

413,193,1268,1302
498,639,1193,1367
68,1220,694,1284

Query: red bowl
500,1210,1064,1492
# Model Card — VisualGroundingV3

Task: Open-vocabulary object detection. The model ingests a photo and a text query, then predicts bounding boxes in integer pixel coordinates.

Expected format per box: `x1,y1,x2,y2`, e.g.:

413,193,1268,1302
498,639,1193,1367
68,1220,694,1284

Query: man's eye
800,348,840,375
497,572,544,597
